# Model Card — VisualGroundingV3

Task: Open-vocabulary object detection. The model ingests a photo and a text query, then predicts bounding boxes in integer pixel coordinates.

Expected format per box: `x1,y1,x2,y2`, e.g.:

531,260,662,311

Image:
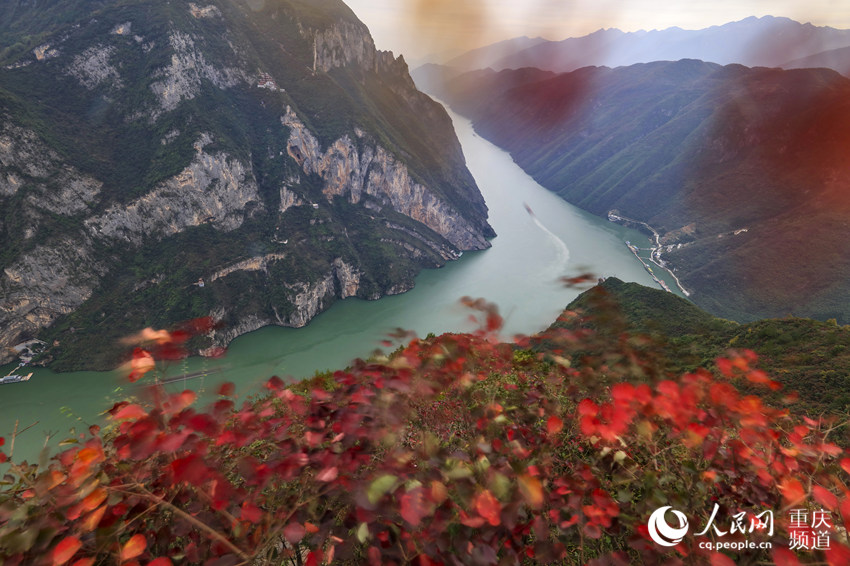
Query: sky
344,0,850,63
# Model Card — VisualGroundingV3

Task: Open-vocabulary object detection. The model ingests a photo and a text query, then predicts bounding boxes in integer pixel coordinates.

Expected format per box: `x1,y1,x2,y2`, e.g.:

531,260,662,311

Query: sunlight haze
345,0,850,62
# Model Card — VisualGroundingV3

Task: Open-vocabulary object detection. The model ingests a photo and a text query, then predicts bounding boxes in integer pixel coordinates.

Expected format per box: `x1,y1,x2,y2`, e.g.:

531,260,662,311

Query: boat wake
524,203,570,276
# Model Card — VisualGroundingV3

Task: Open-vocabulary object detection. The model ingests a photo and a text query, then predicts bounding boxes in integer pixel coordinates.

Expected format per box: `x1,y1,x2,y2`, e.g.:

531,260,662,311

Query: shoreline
607,211,691,297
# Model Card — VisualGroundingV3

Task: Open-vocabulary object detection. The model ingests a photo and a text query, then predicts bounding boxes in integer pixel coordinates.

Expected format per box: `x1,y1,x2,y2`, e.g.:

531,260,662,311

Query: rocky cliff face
203,256,366,350
84,136,262,244
0,0,492,369
282,106,489,252
0,129,263,364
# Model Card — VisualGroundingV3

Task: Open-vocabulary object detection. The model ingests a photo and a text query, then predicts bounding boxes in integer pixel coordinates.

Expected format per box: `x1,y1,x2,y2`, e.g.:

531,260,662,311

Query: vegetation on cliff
562,278,850,416
0,0,493,370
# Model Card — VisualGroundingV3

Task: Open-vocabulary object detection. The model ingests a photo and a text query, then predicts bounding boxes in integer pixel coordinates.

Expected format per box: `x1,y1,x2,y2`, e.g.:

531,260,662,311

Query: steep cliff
0,0,493,369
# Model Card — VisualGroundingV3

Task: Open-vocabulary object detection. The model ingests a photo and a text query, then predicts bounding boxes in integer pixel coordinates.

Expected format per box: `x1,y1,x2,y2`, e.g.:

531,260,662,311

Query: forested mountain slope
0,0,494,369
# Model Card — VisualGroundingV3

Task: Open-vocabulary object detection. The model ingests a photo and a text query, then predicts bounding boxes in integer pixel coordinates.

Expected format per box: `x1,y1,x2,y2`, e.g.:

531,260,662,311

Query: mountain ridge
428,16,850,77
560,277,850,415
425,60,850,324
0,0,494,370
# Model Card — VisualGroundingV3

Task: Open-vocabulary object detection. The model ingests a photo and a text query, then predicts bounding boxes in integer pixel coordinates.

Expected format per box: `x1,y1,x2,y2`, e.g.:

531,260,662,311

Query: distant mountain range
0,0,493,370
424,60,850,324
429,16,850,76
783,45,850,76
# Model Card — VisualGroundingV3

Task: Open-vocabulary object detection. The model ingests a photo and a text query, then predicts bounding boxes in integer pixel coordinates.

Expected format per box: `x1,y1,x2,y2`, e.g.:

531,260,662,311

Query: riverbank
607,211,691,296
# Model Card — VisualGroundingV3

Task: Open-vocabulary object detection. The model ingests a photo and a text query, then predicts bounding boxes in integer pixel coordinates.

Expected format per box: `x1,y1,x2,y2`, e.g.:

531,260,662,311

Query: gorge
0,107,665,462
0,0,493,371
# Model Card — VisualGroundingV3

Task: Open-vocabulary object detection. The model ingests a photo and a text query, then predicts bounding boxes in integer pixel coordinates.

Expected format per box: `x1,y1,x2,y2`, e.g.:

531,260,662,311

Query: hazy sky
345,0,850,63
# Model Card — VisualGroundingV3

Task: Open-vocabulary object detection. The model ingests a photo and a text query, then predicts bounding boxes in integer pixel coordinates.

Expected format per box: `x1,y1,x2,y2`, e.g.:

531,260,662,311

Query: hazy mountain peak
443,15,850,74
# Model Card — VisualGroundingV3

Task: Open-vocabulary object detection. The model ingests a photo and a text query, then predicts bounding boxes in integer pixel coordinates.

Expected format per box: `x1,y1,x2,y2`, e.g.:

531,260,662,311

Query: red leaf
53,536,82,566
169,330,190,344
825,543,850,566
316,466,338,482
128,348,155,382
284,522,306,544
217,382,235,397
171,455,209,485
577,399,597,417
82,489,107,512
241,502,262,524
111,404,147,421
715,357,733,377
185,316,216,334
611,383,635,403
147,559,173,566
80,505,106,533
840,458,850,475
71,446,101,466
120,535,146,561
400,487,428,527
813,485,838,511
70,560,94,566
187,414,218,436
779,478,806,506
153,342,186,361
485,311,503,332
746,370,770,385
459,510,485,528
546,415,563,435
170,390,197,412
474,490,501,526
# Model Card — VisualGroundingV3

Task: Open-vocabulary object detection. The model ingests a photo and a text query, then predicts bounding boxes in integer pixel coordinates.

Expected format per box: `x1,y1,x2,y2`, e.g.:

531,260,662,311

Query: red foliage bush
1,298,849,565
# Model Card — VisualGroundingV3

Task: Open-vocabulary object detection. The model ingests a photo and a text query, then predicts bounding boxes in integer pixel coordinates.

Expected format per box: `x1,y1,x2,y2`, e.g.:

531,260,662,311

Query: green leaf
356,522,369,543
446,463,473,480
367,474,398,505
489,473,511,500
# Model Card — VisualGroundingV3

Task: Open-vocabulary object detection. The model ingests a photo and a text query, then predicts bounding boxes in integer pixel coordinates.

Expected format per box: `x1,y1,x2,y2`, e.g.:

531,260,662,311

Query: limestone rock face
85,137,262,245
0,121,101,208
149,32,246,113
0,0,493,369
0,238,103,363
282,107,490,251
0,132,262,364
203,257,364,350
68,45,122,90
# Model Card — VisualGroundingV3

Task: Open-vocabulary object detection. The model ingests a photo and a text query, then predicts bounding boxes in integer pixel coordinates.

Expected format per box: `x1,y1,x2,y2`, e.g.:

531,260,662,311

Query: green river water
0,107,682,462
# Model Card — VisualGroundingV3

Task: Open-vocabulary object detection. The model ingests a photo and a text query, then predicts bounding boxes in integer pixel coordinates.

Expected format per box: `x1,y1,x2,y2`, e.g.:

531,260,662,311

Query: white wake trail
524,203,570,275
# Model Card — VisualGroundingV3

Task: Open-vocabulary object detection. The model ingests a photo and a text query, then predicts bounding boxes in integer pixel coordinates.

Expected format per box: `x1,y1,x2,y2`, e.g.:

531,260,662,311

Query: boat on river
0,364,33,385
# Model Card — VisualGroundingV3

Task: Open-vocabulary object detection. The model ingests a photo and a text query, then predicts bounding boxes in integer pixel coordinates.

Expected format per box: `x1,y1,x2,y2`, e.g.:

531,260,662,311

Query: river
0,106,676,462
